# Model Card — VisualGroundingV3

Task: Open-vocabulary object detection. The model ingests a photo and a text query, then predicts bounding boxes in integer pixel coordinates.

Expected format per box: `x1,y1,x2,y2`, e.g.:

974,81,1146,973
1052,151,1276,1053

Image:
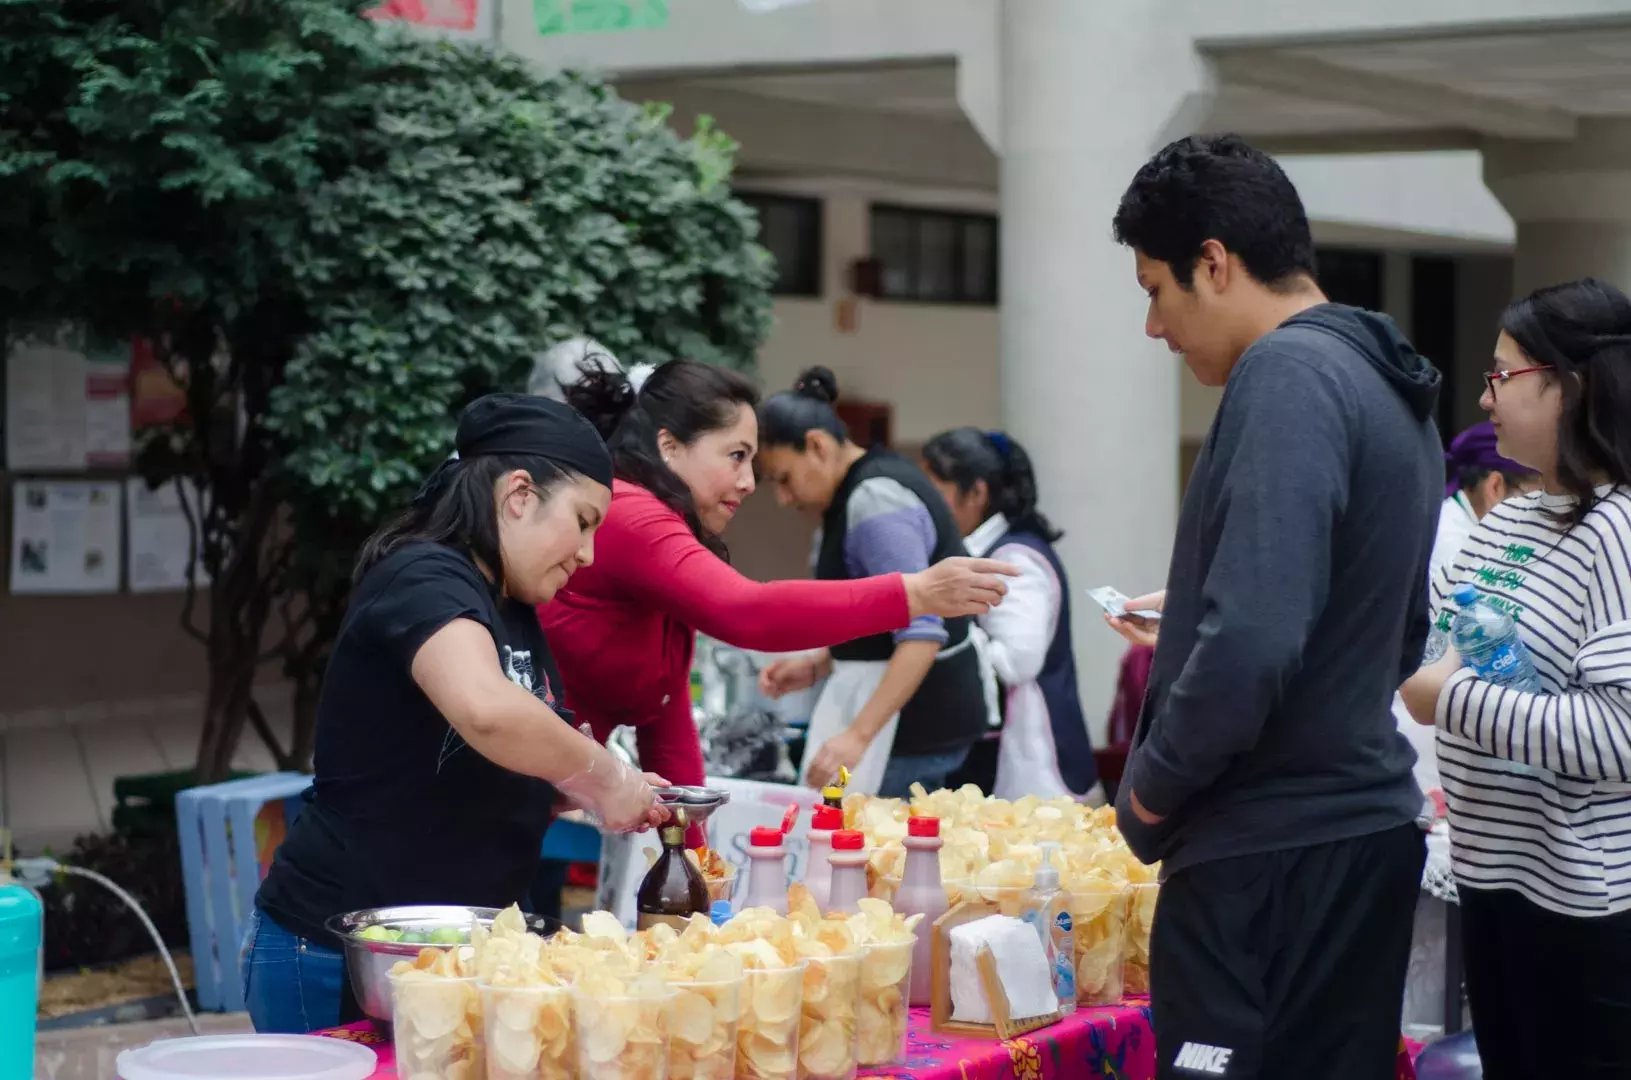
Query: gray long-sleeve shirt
1116,303,1442,874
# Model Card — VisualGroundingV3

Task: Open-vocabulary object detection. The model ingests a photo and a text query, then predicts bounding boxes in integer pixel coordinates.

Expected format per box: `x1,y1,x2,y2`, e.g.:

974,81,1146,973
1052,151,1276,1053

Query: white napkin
948,915,1057,1023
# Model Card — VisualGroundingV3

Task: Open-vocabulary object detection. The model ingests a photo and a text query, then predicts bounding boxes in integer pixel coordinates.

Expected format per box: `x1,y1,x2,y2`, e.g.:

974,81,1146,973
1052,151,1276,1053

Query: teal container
0,883,42,1077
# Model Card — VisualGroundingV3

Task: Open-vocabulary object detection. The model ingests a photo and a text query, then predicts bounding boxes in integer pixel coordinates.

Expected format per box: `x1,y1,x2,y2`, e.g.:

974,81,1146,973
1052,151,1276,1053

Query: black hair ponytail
760,365,849,450
921,427,1062,543
566,359,760,557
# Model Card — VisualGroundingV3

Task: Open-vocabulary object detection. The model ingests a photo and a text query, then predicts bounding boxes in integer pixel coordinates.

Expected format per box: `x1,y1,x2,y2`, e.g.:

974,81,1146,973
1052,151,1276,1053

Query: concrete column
996,0,1211,740
1485,119,1631,297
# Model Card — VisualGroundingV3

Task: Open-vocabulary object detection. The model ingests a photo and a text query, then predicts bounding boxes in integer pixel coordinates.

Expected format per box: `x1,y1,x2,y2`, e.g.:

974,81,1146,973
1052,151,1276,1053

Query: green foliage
1,0,775,772
0,0,385,334
269,42,774,603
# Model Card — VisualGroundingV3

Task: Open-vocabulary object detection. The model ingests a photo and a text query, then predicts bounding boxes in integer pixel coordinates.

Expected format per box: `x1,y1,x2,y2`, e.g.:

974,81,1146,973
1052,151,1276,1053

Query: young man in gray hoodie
1108,135,1441,1080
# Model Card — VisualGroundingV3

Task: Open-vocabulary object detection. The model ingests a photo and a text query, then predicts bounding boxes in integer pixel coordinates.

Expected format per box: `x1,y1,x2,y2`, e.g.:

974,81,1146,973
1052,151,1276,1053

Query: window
1411,255,1459,438
869,205,999,305
737,192,823,297
1314,248,1383,312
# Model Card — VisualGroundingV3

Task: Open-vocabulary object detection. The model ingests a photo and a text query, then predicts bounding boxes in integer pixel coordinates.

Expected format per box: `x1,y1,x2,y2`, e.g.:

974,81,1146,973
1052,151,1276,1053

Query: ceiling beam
1209,49,1577,141
1236,129,1482,156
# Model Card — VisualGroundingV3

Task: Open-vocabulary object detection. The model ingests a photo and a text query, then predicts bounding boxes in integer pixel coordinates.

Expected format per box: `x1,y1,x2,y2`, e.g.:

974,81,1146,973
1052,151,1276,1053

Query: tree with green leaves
1,0,773,781
0,0,392,780
271,43,773,768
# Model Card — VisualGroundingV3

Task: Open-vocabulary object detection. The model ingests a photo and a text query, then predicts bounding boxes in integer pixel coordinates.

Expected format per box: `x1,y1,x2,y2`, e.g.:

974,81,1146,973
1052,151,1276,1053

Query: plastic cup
1070,886,1130,1007
1123,882,1159,996
571,984,673,1080
736,963,806,1080
481,981,575,1080
942,878,1028,917
667,975,742,1080
705,864,738,908
797,953,862,1080
856,942,911,1067
389,969,483,1079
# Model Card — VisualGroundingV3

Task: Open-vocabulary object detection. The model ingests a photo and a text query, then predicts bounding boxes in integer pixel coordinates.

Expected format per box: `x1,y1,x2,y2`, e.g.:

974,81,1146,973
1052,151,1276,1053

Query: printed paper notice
126,477,209,593
6,343,88,469
10,480,122,594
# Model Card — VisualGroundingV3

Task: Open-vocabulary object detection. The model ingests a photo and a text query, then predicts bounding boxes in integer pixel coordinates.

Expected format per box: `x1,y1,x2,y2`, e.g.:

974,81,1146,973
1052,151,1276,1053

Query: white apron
797,636,986,797
797,658,896,796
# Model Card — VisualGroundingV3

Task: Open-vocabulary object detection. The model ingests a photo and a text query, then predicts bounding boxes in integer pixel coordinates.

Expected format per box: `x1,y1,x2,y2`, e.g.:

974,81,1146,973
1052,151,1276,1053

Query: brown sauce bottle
635,808,709,930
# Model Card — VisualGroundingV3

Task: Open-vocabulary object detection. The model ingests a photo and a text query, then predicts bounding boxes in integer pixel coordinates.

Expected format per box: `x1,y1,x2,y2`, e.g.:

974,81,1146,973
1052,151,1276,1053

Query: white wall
1284,153,1513,250
725,181,1002,585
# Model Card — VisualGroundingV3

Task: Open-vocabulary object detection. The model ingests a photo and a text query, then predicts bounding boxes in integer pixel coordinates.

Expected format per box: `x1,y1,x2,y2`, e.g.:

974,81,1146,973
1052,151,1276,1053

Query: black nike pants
1151,823,1425,1080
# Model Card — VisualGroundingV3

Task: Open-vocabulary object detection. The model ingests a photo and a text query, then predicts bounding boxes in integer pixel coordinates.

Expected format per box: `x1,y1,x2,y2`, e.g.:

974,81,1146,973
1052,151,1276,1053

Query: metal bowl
657,785,731,831
325,905,560,1024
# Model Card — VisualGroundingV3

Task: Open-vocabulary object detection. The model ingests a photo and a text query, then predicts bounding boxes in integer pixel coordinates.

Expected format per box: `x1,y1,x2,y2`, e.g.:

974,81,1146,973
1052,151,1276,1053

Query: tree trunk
192,479,282,783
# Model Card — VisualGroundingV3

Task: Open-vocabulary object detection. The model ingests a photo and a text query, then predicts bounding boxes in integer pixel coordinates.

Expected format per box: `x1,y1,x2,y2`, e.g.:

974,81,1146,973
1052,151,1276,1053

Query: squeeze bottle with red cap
896,816,948,1006
804,803,843,909
740,805,799,915
825,830,870,914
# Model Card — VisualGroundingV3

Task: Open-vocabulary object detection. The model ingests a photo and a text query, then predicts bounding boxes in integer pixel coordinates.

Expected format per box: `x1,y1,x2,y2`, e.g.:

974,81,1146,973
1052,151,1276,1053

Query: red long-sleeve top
538,480,909,807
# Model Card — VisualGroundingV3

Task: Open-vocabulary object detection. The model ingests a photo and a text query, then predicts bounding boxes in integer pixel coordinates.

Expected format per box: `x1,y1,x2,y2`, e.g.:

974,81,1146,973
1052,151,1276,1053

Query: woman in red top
538,360,1014,800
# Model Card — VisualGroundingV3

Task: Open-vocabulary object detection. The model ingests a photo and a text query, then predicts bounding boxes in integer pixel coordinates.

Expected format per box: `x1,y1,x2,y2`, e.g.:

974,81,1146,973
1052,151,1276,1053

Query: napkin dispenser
930,902,1063,1039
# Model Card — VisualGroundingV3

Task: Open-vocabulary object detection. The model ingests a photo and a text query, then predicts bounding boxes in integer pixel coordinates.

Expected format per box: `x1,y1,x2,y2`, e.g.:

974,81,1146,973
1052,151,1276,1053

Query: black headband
413,393,613,507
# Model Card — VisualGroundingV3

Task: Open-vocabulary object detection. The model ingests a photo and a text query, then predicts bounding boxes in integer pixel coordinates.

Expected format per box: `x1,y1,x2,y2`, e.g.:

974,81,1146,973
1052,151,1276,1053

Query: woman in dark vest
756,367,988,797
921,427,1104,805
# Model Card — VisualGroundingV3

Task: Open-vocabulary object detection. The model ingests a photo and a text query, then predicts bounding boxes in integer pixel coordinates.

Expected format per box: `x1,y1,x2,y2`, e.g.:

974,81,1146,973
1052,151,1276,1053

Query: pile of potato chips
848,784,1159,1006
386,892,925,1080
390,946,484,1080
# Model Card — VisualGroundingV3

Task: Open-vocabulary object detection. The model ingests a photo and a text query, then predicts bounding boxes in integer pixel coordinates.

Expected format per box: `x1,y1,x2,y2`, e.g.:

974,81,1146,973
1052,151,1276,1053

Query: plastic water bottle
1450,583,1544,693
0,875,42,1079
1422,625,1450,665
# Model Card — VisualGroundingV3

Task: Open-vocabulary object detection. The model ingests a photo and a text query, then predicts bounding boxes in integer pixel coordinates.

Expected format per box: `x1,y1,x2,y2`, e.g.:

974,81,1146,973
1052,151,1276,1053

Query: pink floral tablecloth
317,1003,1421,1080
317,1003,1156,1080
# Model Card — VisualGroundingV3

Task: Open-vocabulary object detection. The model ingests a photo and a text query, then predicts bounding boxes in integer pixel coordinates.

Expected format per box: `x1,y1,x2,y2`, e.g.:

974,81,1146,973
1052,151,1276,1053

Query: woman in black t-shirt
247,394,664,1034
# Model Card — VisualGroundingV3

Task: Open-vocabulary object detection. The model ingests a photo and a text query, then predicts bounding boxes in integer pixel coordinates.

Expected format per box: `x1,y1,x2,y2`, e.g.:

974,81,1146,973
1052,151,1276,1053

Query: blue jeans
877,746,972,798
242,907,345,1034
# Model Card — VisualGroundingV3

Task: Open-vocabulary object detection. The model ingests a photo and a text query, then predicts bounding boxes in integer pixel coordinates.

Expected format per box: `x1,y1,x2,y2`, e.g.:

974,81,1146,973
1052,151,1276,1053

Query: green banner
534,0,669,36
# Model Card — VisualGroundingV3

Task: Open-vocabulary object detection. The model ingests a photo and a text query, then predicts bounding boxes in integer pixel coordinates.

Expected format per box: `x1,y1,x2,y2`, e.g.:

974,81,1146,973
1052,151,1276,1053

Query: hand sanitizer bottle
1024,841,1075,1014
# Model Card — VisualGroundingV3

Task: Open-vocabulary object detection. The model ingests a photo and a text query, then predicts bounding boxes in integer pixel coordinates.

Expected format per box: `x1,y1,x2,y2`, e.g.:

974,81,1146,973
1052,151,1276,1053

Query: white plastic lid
117,1035,377,1080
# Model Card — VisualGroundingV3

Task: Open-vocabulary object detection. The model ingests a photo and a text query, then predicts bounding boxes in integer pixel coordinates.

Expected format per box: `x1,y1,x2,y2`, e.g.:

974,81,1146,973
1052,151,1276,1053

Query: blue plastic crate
176,773,312,1012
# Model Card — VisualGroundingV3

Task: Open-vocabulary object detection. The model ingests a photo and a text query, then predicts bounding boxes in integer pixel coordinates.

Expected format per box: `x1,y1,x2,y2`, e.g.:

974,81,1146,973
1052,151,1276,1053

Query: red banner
368,0,480,31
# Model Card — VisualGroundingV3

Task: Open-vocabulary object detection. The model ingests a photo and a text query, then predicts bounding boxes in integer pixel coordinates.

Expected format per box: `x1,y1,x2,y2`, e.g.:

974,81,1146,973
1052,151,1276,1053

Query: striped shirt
1430,484,1631,917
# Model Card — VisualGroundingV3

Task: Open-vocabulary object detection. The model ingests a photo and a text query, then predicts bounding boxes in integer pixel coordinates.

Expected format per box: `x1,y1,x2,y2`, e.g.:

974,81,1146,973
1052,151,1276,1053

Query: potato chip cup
856,941,911,1067
797,952,861,1080
481,982,575,1080
390,969,484,1080
706,864,739,908
667,975,742,1080
736,963,806,1080
944,879,1029,918
1070,886,1129,1006
1122,882,1158,996
571,984,673,1080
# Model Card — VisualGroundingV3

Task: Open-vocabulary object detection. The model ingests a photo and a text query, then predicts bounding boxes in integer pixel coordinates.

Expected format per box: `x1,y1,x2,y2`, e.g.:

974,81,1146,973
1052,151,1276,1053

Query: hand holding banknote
1105,590,1164,648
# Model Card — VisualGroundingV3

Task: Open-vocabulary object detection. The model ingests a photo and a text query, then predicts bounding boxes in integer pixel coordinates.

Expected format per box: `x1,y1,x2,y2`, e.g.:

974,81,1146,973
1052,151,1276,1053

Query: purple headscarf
1445,421,1532,498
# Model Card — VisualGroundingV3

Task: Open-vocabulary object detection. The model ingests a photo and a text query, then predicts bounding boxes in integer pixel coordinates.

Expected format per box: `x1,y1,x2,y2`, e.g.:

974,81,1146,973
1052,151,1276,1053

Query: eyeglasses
1483,365,1554,399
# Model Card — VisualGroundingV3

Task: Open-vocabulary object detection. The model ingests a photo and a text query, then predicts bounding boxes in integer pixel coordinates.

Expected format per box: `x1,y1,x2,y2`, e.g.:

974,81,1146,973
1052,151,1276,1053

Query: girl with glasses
1402,278,1631,1079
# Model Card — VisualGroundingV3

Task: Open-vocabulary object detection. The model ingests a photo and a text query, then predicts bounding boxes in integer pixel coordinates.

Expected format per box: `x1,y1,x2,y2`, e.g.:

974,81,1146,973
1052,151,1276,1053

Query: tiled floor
1,693,292,853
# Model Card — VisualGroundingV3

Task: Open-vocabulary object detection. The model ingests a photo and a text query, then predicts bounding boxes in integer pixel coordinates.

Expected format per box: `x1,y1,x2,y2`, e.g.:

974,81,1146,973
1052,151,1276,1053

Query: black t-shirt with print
256,542,562,946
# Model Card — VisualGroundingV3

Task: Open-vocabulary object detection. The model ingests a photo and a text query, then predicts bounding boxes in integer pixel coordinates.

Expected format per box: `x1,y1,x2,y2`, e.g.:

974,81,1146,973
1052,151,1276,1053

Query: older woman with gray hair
528,338,655,402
